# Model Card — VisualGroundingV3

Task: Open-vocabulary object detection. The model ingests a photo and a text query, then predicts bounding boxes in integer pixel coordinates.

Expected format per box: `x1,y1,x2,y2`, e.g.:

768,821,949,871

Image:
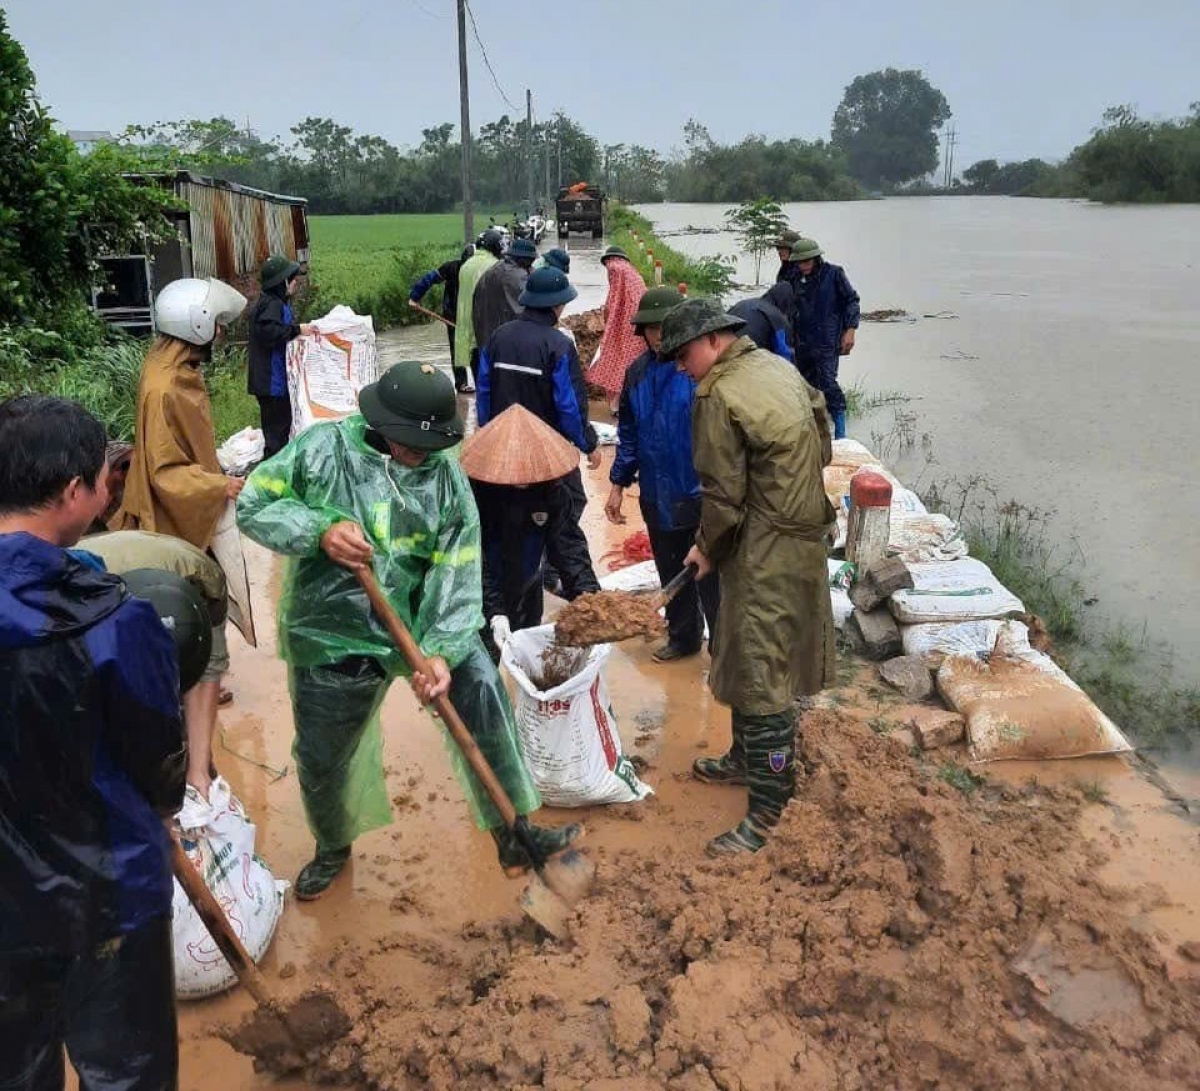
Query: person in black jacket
728,282,796,365
0,396,187,1091
409,243,475,392
477,267,601,604
248,255,315,458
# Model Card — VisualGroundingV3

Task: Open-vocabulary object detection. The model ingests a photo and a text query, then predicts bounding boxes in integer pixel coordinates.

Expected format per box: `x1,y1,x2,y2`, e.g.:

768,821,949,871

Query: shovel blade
519,848,597,939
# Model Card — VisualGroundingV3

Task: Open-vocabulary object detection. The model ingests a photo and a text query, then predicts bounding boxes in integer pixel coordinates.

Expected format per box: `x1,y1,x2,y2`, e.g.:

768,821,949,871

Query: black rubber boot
692,711,748,785
492,822,584,877
707,710,796,856
296,845,352,900
652,640,701,663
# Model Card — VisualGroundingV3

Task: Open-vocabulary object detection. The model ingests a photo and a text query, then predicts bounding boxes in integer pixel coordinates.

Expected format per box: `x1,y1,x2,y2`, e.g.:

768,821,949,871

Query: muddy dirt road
168,431,1200,1089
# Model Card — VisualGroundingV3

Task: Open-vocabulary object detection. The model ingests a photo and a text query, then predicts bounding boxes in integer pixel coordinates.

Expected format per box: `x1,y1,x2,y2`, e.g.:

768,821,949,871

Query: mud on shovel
559,563,698,646
355,566,596,940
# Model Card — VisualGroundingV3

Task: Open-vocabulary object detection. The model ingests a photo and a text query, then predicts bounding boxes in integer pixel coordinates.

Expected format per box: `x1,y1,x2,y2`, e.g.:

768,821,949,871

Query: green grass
607,204,735,298
937,760,985,796
208,349,259,443
843,379,913,418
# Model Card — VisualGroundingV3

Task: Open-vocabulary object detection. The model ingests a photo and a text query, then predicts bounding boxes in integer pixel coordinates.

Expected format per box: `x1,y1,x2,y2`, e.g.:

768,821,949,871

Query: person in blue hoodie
728,282,796,364
248,255,316,458
0,395,187,1090
604,287,721,662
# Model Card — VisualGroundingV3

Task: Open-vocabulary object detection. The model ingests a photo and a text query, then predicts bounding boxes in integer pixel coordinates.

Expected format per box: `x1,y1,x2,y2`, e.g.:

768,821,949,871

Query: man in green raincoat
661,299,836,857
237,360,581,898
454,230,504,392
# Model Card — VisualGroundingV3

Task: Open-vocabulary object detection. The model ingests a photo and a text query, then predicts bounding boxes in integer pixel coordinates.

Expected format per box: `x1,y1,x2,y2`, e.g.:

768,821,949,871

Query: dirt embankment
227,711,1200,1090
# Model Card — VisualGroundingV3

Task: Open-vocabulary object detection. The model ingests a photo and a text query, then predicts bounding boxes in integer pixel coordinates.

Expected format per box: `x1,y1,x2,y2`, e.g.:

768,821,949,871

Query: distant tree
832,69,951,189
963,159,1000,191
724,198,789,284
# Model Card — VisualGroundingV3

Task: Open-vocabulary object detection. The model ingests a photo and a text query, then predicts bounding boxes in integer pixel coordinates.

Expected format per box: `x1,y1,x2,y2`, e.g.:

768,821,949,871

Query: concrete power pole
457,0,473,242
525,89,535,214
556,115,562,188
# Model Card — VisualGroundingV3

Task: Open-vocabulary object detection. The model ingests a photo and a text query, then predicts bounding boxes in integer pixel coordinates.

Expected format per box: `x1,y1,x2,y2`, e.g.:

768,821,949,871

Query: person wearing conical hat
459,405,582,655
237,361,582,899
604,287,721,663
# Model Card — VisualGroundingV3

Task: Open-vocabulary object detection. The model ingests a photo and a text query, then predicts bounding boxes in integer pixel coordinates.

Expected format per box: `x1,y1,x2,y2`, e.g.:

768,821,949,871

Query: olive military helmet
260,254,302,289
121,569,213,694
789,237,823,261
631,286,685,330
358,361,465,451
772,228,801,250
658,298,746,359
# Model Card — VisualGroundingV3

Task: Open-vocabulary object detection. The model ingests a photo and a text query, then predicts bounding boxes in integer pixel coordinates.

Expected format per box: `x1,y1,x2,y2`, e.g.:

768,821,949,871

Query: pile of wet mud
554,590,666,647
562,308,604,364
530,641,589,690
225,712,1200,1089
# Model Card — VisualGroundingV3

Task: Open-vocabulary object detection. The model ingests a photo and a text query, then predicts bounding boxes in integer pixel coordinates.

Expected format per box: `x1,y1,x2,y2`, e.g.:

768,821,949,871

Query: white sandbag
827,559,854,630
209,501,256,646
599,560,660,593
939,621,1133,763
216,427,264,476
901,619,1007,667
830,438,880,468
502,625,653,807
172,778,287,999
888,512,969,563
889,558,1024,624
286,306,380,437
593,421,619,446
890,487,927,516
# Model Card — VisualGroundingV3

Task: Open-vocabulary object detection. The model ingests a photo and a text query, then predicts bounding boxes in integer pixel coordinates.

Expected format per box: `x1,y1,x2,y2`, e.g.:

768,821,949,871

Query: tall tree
832,69,951,189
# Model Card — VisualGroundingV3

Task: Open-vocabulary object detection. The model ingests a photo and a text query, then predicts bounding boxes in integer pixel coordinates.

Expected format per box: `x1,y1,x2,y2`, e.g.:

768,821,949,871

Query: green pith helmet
658,298,746,359
789,237,823,261
121,569,213,694
631,286,685,329
773,228,801,250
260,254,302,289
358,361,464,451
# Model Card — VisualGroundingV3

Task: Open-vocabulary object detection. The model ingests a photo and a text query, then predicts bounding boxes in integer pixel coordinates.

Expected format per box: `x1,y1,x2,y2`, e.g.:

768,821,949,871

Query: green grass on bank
606,204,735,298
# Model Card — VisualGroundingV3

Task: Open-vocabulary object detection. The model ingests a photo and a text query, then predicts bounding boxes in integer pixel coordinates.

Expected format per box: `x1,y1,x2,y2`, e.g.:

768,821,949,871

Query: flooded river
635,197,1200,679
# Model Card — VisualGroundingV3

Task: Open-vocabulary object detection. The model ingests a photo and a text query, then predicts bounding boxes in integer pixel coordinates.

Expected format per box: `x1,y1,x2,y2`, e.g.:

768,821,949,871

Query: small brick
849,608,903,661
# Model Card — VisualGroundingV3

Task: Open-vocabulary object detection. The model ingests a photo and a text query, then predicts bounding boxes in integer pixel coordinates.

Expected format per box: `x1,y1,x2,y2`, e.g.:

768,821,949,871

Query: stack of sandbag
502,625,653,807
901,618,1007,667
889,558,1025,625
172,778,287,999
938,621,1133,762
286,305,379,437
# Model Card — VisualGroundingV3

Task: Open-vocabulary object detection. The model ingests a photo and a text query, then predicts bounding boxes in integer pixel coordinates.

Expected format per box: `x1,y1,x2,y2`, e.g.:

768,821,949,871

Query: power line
402,0,450,17
463,0,520,113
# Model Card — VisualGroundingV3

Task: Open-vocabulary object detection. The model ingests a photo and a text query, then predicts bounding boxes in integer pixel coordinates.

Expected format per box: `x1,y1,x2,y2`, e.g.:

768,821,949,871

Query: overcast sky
8,0,1199,166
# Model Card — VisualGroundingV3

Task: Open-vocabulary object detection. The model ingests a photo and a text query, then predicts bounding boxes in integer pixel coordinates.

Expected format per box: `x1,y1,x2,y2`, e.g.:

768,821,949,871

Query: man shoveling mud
661,299,837,855
236,361,581,899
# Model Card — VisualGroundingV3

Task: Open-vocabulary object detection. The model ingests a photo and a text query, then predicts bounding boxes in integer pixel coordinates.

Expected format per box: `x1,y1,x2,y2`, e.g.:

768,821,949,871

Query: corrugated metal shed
172,172,309,282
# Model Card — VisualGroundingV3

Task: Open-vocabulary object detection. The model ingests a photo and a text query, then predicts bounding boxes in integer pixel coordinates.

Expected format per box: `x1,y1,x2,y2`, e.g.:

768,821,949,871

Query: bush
607,205,735,297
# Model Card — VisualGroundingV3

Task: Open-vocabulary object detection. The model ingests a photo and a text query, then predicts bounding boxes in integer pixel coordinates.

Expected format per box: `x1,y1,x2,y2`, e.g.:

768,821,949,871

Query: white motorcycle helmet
154,277,248,345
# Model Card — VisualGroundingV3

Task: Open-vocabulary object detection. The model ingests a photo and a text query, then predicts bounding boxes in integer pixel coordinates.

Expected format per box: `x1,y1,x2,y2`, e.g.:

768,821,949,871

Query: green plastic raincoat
455,250,498,367
236,414,539,841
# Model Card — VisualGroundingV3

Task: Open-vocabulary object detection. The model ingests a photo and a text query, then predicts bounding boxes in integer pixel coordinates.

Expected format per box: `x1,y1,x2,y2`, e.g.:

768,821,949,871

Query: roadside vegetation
607,205,736,297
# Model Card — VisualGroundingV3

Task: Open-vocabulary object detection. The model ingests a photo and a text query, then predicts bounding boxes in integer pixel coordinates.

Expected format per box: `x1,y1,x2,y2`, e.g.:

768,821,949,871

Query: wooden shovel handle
407,300,455,328
169,835,274,1007
355,566,519,828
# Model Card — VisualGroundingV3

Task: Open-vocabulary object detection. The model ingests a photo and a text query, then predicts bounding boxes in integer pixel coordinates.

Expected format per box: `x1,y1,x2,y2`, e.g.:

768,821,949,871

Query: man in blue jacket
604,287,721,662
478,267,601,605
0,396,186,1090
248,255,316,458
729,282,796,364
786,237,860,440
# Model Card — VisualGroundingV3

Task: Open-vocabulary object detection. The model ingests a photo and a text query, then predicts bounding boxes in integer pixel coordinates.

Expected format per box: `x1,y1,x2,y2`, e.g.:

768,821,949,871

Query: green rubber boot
692,712,748,785
295,845,352,900
493,822,584,878
707,710,796,856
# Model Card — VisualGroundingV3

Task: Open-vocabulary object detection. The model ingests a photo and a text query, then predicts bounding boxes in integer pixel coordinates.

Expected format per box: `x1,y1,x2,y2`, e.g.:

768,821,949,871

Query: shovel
556,563,698,647
354,566,596,939
407,299,455,327
170,836,350,1054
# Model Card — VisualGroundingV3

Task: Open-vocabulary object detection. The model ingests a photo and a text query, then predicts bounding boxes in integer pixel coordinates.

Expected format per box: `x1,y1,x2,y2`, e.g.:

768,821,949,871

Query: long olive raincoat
692,337,836,714
118,337,227,550
454,250,498,367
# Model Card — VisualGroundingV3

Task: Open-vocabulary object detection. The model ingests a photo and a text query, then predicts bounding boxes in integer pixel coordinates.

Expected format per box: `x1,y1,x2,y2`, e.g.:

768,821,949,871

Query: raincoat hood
0,532,125,650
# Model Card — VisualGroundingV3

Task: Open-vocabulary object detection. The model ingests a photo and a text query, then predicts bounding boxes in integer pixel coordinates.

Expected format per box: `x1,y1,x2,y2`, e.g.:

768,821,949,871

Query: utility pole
456,0,474,242
556,114,562,188
525,88,535,214
543,134,550,209
943,125,958,189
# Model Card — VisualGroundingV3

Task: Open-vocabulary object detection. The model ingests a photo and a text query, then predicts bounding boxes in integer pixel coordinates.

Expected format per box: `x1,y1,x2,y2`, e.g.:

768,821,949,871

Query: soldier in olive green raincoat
663,298,835,856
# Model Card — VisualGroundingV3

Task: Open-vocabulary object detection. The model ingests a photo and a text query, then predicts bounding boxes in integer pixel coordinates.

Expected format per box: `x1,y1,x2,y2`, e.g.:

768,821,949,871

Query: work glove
490,615,512,647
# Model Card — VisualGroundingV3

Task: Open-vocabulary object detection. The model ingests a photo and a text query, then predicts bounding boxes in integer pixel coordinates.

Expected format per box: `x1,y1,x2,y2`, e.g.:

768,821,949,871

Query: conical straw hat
460,404,580,486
